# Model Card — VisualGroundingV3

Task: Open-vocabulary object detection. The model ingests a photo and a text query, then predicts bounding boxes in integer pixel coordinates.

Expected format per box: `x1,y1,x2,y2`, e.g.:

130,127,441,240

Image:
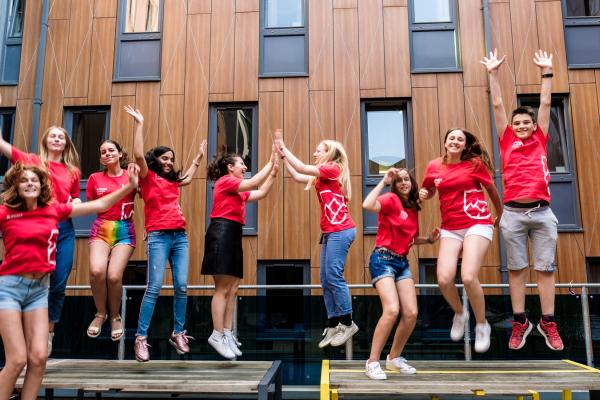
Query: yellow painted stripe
472,389,485,396
320,360,330,400
562,359,600,374
329,369,592,374
562,389,572,400
332,388,339,400
528,390,540,400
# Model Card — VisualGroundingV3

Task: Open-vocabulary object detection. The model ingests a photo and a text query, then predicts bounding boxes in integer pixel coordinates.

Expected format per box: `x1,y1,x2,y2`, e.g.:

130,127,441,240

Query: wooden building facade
0,0,599,294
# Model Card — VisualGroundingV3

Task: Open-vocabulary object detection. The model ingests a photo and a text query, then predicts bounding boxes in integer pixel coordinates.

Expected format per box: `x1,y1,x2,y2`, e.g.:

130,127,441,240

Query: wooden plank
49,0,71,20
259,78,284,92
63,97,88,107
93,0,117,18
16,0,42,99
458,0,487,87
411,73,436,88
40,18,69,131
346,175,365,292
240,237,258,294
489,2,518,114
12,99,34,151
556,233,587,293
383,6,411,97
284,78,310,171
383,0,405,5
158,95,185,162
568,69,596,84
517,84,542,94
112,82,136,96
536,1,569,93
209,93,234,102
181,178,206,287
436,74,465,139
0,86,17,106
64,0,93,98
209,0,236,93
358,0,385,90
283,177,311,259
188,0,211,14
236,0,259,13
233,12,259,101
360,89,386,98
333,8,361,173
88,17,116,105
161,0,187,95
334,0,358,7
509,0,540,86
309,0,334,91
309,91,335,150
135,83,161,151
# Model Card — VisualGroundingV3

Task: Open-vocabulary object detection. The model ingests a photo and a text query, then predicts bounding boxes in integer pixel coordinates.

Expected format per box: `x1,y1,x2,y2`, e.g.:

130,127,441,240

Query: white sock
211,330,224,339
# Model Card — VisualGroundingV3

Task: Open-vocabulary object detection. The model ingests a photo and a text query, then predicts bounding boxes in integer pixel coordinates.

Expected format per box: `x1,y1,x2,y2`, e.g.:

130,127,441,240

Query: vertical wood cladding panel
309,90,335,147
259,79,284,92
161,0,187,95
210,0,236,93
458,0,487,87
283,178,311,259
181,178,206,286
93,0,116,18
17,0,42,100
436,74,466,139
0,87,17,106
309,0,334,91
334,0,358,8
236,0,259,13
13,99,33,151
40,19,69,130
570,84,600,256
489,2,518,114
233,12,259,101
347,176,364,292
568,70,596,84
64,0,93,99
240,237,258,291
258,91,284,259
88,17,116,105
49,0,72,20
556,233,587,292
188,0,211,14
284,78,310,171
333,8,361,173
509,0,540,86
536,1,568,93
358,0,385,90
135,83,161,151
158,95,185,161
383,6,411,97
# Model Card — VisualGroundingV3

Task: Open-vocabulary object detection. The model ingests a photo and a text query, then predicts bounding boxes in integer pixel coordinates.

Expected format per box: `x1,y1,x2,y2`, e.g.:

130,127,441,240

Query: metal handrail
64,283,598,366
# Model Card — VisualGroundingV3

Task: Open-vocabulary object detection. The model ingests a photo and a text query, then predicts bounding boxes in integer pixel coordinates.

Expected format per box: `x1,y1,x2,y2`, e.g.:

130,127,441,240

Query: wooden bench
16,359,282,400
321,359,600,400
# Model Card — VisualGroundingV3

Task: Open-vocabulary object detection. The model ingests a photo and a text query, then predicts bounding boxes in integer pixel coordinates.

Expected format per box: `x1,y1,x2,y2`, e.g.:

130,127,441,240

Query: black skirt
201,218,244,279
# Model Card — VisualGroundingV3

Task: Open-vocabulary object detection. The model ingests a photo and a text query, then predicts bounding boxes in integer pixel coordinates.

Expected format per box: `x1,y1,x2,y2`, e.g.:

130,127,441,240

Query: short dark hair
511,106,536,124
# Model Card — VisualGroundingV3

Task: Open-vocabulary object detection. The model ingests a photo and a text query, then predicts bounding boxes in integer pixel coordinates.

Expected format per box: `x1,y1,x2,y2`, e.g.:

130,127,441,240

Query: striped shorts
89,218,136,248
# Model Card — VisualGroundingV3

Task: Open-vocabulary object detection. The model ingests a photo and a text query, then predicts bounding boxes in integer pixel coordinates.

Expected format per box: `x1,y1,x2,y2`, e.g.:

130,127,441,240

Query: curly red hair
1,163,54,210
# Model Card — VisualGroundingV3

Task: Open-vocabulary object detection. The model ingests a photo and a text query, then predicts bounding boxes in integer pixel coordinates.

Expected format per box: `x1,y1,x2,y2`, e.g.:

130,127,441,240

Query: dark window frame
0,0,25,84
408,0,462,73
0,108,15,179
361,100,413,234
114,0,164,82
517,95,581,232
63,107,111,237
207,103,259,235
561,0,600,68
586,258,600,294
259,0,309,77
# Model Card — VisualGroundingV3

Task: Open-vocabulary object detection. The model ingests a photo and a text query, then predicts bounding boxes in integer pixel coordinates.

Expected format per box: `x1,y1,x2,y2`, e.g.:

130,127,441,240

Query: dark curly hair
207,152,240,181
101,140,130,169
390,168,421,211
145,146,182,182
1,163,54,210
442,128,494,174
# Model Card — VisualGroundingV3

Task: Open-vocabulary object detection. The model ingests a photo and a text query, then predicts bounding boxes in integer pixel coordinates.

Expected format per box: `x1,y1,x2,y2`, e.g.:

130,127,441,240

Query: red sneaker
537,320,564,351
508,319,533,350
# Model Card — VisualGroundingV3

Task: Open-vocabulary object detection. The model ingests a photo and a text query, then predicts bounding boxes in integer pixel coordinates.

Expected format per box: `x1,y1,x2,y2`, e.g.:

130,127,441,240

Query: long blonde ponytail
306,140,352,200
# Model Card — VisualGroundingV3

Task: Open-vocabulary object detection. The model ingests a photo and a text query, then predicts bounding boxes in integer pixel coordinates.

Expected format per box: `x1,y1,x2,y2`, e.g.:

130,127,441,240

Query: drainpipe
482,0,508,289
31,0,50,153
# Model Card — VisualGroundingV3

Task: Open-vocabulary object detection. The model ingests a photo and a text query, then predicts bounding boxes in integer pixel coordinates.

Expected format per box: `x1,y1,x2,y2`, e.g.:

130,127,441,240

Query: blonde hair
306,140,352,200
39,126,80,174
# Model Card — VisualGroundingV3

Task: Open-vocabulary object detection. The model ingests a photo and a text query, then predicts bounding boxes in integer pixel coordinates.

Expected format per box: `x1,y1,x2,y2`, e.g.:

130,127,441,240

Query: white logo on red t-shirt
400,210,408,220
120,201,135,220
541,155,551,196
434,178,443,186
512,140,523,149
463,189,491,220
47,229,59,265
96,187,109,196
319,190,348,225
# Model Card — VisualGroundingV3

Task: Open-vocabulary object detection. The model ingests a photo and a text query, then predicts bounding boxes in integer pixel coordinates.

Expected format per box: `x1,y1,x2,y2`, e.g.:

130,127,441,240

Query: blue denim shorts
0,274,50,312
368,247,412,287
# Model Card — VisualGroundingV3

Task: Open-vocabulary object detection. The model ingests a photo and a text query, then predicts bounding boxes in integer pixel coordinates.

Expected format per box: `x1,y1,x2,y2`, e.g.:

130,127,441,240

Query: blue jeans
48,219,75,323
320,227,356,318
136,230,189,337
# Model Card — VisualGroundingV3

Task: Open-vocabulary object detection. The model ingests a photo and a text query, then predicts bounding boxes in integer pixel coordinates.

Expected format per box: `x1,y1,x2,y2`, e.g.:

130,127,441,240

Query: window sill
567,64,600,69
0,81,19,86
411,68,463,74
259,72,309,78
113,77,161,83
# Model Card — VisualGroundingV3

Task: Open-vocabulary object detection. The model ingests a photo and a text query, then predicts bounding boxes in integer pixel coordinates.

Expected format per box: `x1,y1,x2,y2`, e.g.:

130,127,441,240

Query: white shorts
440,224,494,242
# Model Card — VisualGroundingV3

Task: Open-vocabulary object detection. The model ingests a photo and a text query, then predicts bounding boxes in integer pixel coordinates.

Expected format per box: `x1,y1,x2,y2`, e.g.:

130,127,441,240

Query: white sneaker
365,360,387,380
48,332,55,357
224,329,242,347
330,322,359,347
208,331,236,360
474,321,491,353
450,310,469,341
318,324,340,348
385,355,416,374
225,333,242,357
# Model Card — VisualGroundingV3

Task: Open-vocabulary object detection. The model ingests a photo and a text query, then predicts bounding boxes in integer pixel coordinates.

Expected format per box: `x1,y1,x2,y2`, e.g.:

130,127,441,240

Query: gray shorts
499,205,558,272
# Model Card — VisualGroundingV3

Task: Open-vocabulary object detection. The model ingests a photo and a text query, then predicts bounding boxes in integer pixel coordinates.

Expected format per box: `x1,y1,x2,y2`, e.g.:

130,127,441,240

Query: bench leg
76,389,84,400
45,388,54,400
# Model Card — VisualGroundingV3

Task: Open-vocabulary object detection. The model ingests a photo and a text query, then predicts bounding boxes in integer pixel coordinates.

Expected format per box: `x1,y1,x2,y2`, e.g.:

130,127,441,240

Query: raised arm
247,159,279,202
274,129,320,176
70,164,138,218
484,181,504,227
283,157,310,184
362,168,397,213
481,49,509,137
238,148,275,192
534,50,553,135
124,106,148,178
179,139,206,186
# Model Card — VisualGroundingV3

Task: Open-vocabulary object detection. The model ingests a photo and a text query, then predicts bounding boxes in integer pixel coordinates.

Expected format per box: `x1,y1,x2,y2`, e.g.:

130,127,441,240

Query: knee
145,284,161,297
175,284,187,297
27,350,48,370
437,275,455,290
382,305,400,322
461,273,478,288
402,307,418,323
107,273,122,287
4,356,27,376
90,268,106,282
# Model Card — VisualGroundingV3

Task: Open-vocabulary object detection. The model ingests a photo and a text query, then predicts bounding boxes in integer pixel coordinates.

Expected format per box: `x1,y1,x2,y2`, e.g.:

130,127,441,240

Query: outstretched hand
274,129,285,154
480,48,506,72
533,49,553,72
419,188,431,201
127,163,140,187
199,139,207,158
124,105,144,124
383,168,399,186
428,227,441,243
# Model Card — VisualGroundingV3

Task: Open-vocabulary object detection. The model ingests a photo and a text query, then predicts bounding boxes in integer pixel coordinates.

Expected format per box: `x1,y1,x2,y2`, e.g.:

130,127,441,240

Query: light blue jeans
136,230,189,337
48,219,75,323
320,227,356,318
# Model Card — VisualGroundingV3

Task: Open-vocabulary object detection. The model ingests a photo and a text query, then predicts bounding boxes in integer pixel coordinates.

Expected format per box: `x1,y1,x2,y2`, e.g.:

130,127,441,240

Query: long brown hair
442,128,494,174
1,163,53,210
39,126,80,174
101,140,130,169
206,152,239,181
390,168,421,211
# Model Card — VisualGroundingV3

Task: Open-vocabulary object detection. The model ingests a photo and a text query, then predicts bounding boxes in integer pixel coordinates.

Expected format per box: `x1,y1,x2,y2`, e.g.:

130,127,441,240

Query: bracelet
193,162,200,167
541,73,553,78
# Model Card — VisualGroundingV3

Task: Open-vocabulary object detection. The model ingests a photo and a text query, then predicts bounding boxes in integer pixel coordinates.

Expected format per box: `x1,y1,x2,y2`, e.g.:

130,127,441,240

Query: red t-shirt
11,147,80,204
139,170,186,232
210,175,251,225
315,163,355,233
0,203,72,275
375,192,419,256
499,125,551,203
422,158,493,230
86,170,136,221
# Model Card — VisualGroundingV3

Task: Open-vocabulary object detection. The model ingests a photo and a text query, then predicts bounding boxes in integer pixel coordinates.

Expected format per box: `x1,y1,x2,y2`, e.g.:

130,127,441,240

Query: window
64,107,110,236
361,101,412,233
0,108,15,176
587,258,600,295
408,0,461,72
517,96,581,231
114,0,162,81
562,0,600,67
260,0,308,77
207,104,258,235
0,0,25,83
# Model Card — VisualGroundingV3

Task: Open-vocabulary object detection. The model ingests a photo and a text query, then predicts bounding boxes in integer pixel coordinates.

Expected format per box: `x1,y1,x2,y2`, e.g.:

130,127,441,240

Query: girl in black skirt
202,148,279,359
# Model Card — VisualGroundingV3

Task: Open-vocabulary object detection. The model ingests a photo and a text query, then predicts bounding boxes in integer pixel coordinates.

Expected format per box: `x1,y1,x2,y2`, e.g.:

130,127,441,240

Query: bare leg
436,237,464,314
461,235,490,324
0,310,28,400
89,241,111,316
106,245,134,318
211,275,238,333
536,271,555,315
20,308,49,400
388,279,418,359
367,277,399,363
509,269,528,314
224,278,240,331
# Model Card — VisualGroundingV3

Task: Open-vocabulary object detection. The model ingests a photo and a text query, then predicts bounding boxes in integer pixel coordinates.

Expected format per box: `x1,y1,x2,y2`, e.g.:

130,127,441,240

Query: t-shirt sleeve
86,174,97,200
318,163,340,180
71,168,81,199
534,125,549,145
421,161,437,189
241,191,251,201
473,159,493,188
499,125,512,147
55,203,73,221
377,193,393,214
11,147,39,165
219,175,243,193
